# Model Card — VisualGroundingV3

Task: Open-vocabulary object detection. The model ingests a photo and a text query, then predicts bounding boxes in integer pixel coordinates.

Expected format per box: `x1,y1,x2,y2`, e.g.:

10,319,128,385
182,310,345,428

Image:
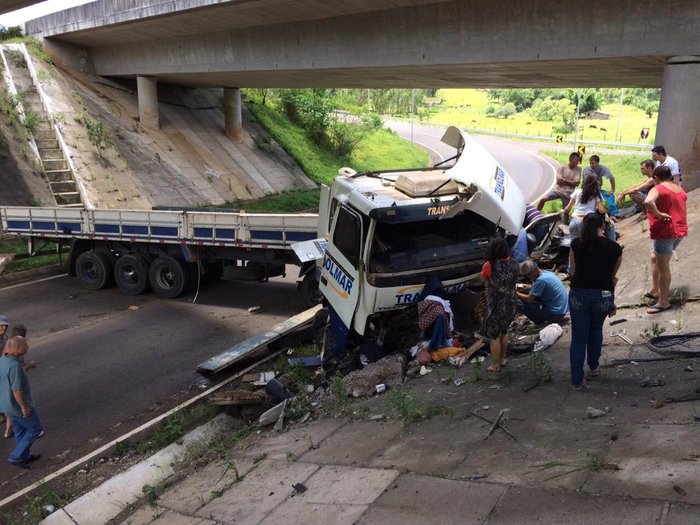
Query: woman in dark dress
569,212,622,389
480,237,520,372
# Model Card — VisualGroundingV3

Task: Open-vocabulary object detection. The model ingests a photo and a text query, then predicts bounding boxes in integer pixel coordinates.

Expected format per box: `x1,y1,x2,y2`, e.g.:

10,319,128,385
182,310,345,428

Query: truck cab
316,126,525,354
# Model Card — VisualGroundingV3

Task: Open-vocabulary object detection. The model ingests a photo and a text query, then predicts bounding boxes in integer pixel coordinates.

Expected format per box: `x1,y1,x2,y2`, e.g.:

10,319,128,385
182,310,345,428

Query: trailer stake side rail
0,207,319,250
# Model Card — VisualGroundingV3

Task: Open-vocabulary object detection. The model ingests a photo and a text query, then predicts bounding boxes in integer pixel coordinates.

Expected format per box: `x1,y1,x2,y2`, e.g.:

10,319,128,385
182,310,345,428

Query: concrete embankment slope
18,52,316,209
614,188,699,309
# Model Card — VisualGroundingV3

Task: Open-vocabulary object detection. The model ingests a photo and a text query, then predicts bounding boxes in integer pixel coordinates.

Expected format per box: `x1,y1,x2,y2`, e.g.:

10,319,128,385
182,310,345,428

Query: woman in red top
644,166,688,314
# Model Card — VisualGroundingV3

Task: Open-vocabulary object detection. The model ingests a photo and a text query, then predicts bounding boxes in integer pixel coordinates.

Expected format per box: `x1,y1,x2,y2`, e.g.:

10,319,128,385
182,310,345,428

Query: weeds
208,423,258,456
387,388,425,427
142,484,159,508
137,403,217,454
640,322,666,339
83,116,113,160
114,440,131,457
286,451,298,462
253,453,267,464
210,489,223,498
527,352,553,383
23,109,39,133
531,453,620,481
468,362,482,383
215,460,239,484
328,374,350,416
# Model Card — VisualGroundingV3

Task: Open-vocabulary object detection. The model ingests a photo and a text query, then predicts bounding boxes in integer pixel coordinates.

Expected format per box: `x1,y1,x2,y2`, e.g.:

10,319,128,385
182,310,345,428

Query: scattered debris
292,482,307,495
606,357,674,366
587,407,607,419
462,473,488,481
252,371,277,386
375,383,387,394
639,377,665,387
693,415,700,422
673,485,687,496
630,361,639,366
609,318,627,326
209,389,271,406
369,414,387,421
127,305,140,311
651,387,700,408
419,365,433,376
343,355,405,397
248,306,263,313
471,410,517,441
684,365,694,372
289,356,323,367
611,328,633,345
453,378,465,387
534,323,563,352
265,378,294,401
647,332,700,357
259,399,288,426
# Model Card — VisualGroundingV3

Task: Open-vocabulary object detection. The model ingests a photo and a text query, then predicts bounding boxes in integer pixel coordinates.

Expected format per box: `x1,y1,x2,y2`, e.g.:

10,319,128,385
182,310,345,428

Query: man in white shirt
651,145,681,185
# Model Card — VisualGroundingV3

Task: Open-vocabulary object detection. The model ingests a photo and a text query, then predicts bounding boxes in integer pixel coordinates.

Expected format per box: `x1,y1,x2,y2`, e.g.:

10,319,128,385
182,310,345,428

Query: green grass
429,89,657,145
244,100,428,211
0,238,64,273
543,150,648,199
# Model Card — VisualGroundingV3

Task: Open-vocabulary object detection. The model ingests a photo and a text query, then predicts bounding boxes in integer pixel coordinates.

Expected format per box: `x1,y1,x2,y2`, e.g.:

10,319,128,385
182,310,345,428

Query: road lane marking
0,273,68,291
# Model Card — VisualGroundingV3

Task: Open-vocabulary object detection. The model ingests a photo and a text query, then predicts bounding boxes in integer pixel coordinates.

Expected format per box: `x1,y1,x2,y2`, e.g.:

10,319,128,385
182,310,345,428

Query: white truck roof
335,126,525,233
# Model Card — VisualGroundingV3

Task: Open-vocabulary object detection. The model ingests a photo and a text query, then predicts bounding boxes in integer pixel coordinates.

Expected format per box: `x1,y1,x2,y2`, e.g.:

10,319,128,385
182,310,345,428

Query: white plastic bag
535,323,563,351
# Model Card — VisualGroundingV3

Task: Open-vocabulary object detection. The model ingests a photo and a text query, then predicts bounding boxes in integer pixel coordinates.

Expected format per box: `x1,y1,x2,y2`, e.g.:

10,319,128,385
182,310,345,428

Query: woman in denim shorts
643,166,688,314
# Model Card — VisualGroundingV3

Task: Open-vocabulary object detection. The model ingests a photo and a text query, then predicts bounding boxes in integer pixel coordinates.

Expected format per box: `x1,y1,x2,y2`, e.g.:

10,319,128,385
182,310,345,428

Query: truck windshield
369,211,496,274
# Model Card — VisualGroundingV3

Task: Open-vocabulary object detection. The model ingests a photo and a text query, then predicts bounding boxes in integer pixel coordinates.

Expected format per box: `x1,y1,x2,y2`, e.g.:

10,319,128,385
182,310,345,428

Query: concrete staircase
1,45,83,208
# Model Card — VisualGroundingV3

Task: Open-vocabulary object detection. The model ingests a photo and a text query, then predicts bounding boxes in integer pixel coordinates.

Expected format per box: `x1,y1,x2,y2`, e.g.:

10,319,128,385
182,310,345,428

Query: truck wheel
148,256,190,299
114,254,151,295
75,250,113,290
299,272,323,307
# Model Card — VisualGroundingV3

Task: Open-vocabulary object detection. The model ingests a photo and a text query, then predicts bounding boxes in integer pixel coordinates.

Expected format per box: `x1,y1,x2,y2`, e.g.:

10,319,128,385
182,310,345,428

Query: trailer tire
299,272,323,307
148,256,190,299
114,254,151,295
75,250,113,290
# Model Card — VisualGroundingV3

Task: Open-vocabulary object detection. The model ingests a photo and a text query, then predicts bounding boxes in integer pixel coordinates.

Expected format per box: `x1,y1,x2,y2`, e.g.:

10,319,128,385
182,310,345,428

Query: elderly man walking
0,336,43,468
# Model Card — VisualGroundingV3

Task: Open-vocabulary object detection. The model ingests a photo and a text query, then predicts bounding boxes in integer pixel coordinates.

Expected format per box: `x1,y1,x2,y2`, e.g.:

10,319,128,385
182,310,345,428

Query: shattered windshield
369,211,496,274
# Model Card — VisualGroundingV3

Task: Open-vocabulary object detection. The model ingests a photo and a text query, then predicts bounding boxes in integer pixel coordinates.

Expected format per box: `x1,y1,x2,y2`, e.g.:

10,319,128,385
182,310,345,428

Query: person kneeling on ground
516,260,569,325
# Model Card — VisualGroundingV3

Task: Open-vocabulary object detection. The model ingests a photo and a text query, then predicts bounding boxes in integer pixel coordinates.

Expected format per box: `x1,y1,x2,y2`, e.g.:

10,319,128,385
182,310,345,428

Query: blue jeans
569,288,614,386
8,408,43,464
425,315,448,350
516,299,566,325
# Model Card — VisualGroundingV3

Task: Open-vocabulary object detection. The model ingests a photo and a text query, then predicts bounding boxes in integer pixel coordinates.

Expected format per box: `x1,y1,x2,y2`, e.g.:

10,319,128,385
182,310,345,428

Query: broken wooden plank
208,389,272,406
197,305,321,374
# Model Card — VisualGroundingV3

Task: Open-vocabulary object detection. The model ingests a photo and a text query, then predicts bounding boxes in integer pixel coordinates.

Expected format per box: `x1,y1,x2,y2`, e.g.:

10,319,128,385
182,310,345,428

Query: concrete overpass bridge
24,0,700,188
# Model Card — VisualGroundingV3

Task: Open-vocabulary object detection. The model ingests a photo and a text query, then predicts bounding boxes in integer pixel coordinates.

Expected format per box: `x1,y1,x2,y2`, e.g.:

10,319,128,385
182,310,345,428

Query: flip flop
644,292,659,300
589,368,601,377
647,304,672,314
572,381,589,391
4,429,13,438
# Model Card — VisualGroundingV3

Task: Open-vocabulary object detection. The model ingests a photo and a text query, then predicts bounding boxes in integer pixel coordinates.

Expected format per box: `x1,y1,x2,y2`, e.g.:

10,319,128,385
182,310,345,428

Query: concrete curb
41,414,235,525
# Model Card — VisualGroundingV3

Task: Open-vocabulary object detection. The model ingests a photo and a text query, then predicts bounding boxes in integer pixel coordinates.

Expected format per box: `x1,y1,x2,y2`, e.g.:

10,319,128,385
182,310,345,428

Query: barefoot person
569,213,622,390
644,166,688,314
479,238,519,372
0,336,43,468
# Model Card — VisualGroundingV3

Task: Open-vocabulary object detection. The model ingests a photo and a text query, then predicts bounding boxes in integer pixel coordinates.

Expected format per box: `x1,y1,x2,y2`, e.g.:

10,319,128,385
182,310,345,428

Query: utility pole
410,89,416,144
614,89,625,143
573,89,582,147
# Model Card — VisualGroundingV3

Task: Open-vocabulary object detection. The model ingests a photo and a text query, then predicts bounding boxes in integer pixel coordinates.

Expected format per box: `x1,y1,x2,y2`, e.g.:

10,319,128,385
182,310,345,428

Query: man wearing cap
0,336,43,468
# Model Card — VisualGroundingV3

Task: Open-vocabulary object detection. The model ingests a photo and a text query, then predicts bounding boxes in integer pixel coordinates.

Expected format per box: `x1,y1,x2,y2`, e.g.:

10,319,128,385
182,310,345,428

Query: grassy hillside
428,89,657,145
243,101,429,212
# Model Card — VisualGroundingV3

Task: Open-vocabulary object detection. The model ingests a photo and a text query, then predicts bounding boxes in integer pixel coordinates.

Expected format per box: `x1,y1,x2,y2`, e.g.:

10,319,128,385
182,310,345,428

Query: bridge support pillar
224,87,243,143
656,56,700,190
137,76,159,130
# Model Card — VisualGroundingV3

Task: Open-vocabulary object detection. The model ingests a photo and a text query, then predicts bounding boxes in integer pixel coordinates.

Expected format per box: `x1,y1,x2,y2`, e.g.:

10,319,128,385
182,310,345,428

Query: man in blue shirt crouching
515,260,569,325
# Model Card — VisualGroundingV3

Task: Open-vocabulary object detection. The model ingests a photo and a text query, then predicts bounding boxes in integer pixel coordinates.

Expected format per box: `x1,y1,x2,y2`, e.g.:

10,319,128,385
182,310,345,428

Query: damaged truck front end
312,126,526,359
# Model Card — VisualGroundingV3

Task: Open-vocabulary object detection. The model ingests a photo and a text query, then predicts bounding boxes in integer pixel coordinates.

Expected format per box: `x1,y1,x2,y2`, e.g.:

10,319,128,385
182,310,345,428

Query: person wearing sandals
479,237,520,372
569,213,622,390
643,165,688,314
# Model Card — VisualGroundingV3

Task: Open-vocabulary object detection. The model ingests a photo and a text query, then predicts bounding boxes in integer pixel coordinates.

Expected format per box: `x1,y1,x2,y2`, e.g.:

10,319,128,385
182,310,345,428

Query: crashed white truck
0,126,525,356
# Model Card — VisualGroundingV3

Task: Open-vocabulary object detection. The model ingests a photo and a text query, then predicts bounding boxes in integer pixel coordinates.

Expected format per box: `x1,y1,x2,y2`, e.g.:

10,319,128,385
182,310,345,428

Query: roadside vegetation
0,237,64,273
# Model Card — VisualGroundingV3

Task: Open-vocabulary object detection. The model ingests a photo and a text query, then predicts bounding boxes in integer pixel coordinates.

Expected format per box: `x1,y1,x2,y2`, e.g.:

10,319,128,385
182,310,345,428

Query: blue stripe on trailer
7,220,30,230
57,222,81,234
286,231,316,241
122,225,149,235
251,230,283,241
32,221,56,231
95,224,120,234
150,226,178,237
194,227,213,238
214,228,236,240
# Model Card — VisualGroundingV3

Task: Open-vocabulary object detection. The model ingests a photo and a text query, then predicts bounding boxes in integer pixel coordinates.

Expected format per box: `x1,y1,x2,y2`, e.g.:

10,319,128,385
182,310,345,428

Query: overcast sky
0,0,93,28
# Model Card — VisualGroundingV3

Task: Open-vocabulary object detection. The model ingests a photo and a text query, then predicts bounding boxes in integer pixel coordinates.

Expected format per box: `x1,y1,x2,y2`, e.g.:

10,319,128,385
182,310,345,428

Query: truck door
320,204,363,351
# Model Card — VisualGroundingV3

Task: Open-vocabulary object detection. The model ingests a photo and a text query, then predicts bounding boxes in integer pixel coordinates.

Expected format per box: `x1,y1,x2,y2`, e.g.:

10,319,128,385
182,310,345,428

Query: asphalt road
386,120,557,204
0,271,303,497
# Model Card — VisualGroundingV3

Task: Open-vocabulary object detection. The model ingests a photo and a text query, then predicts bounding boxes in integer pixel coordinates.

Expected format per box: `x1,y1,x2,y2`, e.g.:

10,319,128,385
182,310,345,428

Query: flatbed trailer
0,206,320,300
